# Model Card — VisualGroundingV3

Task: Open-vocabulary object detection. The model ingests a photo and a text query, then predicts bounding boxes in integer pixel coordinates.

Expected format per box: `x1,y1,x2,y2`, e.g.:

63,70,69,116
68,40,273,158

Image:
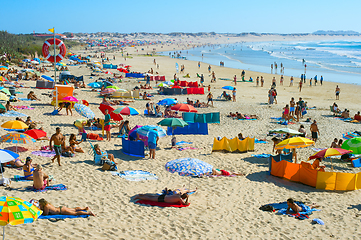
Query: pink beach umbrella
62,96,78,102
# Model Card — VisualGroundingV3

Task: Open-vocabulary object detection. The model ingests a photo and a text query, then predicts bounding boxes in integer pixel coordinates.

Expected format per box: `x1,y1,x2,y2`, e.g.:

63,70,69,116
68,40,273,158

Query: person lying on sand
38,198,95,216
210,168,244,176
286,198,319,214
227,112,237,117
6,158,24,168
134,192,190,205
27,91,40,101
236,112,258,120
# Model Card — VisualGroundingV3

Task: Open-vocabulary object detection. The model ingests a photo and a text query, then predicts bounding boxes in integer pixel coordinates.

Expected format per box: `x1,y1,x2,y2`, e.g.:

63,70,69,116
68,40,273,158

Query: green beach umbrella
106,86,120,90
0,104,5,110
157,118,189,128
342,137,361,154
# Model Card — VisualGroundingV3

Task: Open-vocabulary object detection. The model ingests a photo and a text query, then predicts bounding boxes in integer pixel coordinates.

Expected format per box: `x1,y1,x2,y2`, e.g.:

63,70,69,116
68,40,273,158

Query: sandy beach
1,34,361,240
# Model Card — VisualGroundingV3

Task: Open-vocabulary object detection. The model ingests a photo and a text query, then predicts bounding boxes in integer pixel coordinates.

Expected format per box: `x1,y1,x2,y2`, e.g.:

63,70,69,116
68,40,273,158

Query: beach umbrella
22,59,31,62
308,148,353,170
0,149,19,178
41,75,54,82
62,96,78,102
136,125,167,138
88,82,102,88
0,196,42,240
0,133,35,153
157,83,168,87
165,158,213,177
157,118,189,128
115,89,128,93
222,86,235,90
269,128,303,135
0,104,5,111
1,121,28,130
171,104,197,113
0,93,9,101
0,77,7,82
0,88,10,96
164,81,173,85
103,81,113,87
113,106,140,116
117,68,129,73
30,60,39,65
342,137,361,154
100,88,116,95
157,98,177,106
106,86,120,90
0,67,7,71
74,103,95,119
275,137,314,150
24,129,47,140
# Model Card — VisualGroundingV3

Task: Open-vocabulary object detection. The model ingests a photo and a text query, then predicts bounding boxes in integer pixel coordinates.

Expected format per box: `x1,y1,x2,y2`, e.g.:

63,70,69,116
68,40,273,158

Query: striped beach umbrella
74,103,95,119
0,196,42,240
0,133,35,144
113,106,140,116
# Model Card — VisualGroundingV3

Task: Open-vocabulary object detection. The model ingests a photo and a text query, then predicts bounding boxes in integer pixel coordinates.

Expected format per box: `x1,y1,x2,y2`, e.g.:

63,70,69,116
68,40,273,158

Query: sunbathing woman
210,168,244,176
134,192,189,205
236,112,258,120
5,101,15,111
6,158,25,168
94,144,116,163
38,199,95,216
69,134,84,153
23,157,38,180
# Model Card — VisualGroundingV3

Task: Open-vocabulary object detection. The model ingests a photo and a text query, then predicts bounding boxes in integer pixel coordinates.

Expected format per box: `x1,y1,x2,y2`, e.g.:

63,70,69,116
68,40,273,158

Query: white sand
1,35,361,239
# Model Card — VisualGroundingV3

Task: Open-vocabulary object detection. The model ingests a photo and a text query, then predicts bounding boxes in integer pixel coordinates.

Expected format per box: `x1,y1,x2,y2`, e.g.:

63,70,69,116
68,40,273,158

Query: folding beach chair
89,141,108,165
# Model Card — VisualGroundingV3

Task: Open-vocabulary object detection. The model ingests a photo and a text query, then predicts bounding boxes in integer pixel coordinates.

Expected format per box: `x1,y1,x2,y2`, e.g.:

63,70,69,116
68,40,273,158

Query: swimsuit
54,145,62,156
34,179,47,190
24,167,35,179
158,195,165,202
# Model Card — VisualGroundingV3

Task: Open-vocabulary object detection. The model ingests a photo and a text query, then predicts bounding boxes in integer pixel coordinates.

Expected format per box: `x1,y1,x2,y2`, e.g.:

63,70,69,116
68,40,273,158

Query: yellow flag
48,28,54,33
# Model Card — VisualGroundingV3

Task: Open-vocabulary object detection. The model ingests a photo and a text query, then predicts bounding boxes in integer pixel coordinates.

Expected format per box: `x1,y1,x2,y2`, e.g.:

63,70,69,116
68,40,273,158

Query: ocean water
161,40,361,85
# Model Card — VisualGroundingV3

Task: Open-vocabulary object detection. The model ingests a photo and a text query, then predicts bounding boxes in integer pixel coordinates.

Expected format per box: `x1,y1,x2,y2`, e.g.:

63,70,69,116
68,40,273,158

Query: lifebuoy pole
53,27,56,84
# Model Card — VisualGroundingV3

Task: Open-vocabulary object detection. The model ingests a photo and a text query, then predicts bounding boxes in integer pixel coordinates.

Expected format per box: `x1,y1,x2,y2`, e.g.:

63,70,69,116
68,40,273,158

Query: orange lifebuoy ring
42,38,66,63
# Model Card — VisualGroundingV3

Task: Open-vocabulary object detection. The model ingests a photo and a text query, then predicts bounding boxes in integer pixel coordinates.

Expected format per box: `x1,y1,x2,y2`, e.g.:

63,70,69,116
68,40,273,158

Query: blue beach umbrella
41,75,54,82
136,125,167,138
0,149,19,163
157,98,177,106
74,103,95,119
88,82,102,88
222,86,235,90
165,158,213,177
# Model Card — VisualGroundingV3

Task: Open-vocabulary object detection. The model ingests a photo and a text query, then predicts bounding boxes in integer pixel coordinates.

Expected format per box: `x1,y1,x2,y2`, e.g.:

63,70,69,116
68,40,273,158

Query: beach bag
102,160,117,171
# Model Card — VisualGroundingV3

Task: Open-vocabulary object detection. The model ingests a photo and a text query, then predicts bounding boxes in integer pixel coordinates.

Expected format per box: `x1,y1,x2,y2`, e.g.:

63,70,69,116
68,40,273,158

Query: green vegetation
0,31,80,62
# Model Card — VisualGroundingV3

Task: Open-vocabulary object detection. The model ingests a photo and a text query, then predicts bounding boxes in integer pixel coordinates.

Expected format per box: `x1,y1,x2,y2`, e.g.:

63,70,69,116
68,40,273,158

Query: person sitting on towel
38,198,95,216
134,192,190,205
33,165,50,190
27,91,40,101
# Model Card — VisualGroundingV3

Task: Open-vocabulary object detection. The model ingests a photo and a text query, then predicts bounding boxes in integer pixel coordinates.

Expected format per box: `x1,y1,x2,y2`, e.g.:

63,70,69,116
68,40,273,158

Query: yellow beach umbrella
275,137,314,150
0,93,9,101
0,196,42,240
1,121,28,130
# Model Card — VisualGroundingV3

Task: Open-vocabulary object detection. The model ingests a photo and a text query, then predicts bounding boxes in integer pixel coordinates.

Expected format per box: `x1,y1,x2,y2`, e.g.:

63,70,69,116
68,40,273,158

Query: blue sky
2,0,360,34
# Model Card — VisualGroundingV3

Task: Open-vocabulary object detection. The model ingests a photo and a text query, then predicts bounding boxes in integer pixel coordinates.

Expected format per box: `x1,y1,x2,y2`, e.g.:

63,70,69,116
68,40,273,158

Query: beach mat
136,200,189,208
31,150,56,158
13,106,34,110
13,175,30,182
115,170,158,181
18,98,36,101
26,184,67,192
39,214,89,220
175,141,192,145
252,154,272,158
177,147,199,151
0,110,27,117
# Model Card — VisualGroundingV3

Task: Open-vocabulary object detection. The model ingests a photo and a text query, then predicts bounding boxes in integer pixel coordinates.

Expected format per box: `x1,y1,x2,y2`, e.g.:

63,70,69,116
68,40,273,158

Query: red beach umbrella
24,129,47,140
117,68,129,73
171,104,197,113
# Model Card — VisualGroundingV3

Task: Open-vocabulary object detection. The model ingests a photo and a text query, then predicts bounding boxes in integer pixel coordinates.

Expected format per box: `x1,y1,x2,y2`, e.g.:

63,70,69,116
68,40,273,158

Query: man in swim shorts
104,109,111,141
310,120,320,143
290,97,295,116
335,85,340,100
50,127,64,166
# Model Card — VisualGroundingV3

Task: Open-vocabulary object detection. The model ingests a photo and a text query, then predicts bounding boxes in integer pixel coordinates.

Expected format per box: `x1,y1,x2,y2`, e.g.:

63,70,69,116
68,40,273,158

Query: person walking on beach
207,92,213,107
148,128,159,159
310,120,320,143
50,127,64,166
256,77,259,86
290,97,295,116
104,109,111,141
198,62,201,68
320,76,323,85
280,75,284,86
290,76,294,87
234,75,237,85
299,80,303,92
232,88,236,102
260,76,264,87
335,85,340,100
208,65,211,73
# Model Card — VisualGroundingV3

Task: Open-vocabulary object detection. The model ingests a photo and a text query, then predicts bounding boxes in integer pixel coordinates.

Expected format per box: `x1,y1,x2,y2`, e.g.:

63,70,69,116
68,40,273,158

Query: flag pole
53,27,56,83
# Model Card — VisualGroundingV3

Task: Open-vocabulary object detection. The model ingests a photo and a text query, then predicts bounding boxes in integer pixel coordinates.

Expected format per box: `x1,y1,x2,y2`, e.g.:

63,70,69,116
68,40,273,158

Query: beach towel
26,184,67,192
18,98,36,101
252,154,272,158
13,106,34,110
39,214,89,220
175,141,193,145
0,110,27,117
266,201,319,220
114,170,158,181
135,200,189,208
31,150,56,158
13,175,30,182
87,133,104,141
271,117,284,120
237,118,257,121
255,139,267,144
177,147,199,151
